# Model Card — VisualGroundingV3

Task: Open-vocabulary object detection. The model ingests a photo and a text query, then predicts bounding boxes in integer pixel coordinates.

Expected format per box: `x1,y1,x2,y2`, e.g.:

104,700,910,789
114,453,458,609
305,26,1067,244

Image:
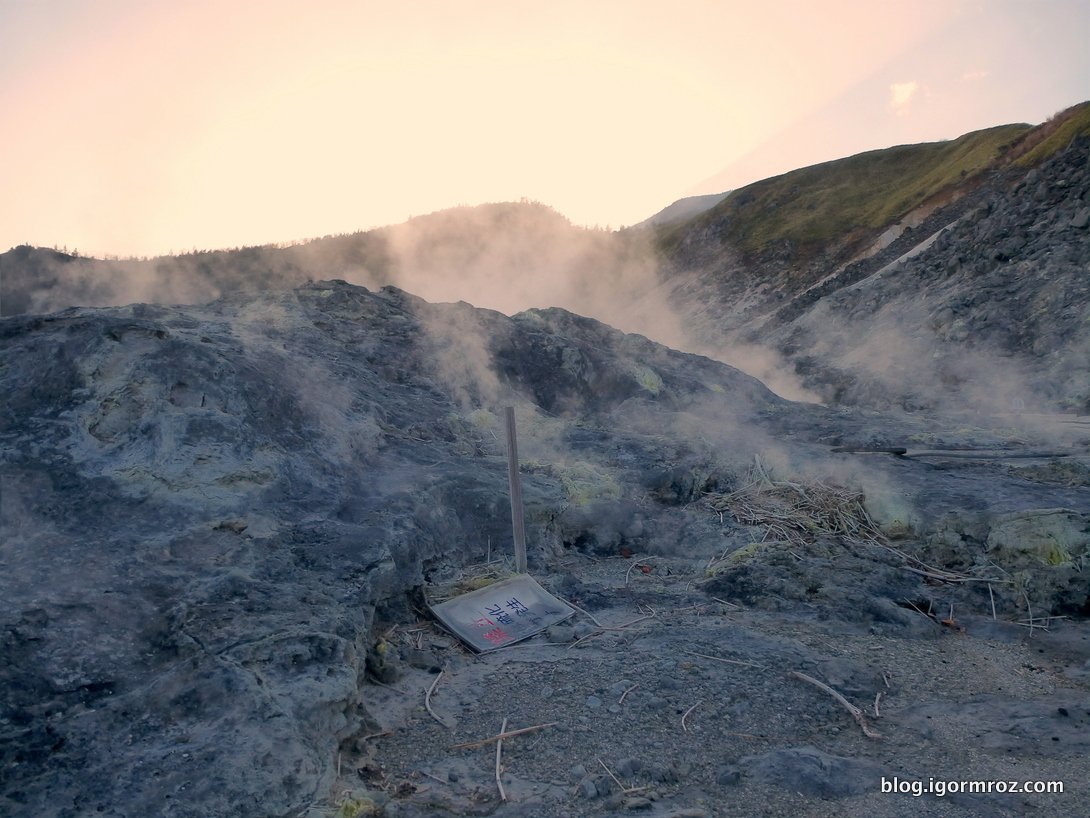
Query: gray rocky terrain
661,131,1090,414
4,116,1088,419
2,281,1088,817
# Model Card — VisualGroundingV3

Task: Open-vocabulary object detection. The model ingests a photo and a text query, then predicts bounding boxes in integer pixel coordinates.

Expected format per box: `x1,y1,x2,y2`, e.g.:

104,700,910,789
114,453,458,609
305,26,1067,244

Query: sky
1,0,1088,258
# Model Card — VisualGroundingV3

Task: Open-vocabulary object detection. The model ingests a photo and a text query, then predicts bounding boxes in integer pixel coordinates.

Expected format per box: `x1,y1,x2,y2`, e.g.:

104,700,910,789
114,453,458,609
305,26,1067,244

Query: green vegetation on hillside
1011,101,1090,167
670,123,1031,256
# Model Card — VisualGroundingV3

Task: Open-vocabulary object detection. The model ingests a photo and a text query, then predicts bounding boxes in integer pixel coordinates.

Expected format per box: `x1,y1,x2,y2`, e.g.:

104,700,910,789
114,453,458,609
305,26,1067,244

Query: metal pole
504,406,528,574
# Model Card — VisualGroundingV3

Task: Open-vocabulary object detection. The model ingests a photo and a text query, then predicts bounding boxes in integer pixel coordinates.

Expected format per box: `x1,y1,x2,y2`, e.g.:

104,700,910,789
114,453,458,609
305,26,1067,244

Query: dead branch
681,700,701,732
358,729,392,742
568,610,657,649
597,757,625,792
418,770,449,786
425,669,449,728
596,758,649,795
711,596,743,610
681,649,764,669
553,594,603,628
495,717,508,802
789,670,882,740
625,557,653,585
449,722,558,750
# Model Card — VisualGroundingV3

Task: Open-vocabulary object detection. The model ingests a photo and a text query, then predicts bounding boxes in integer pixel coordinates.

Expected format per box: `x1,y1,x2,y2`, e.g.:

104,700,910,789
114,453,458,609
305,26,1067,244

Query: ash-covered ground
1,281,1088,817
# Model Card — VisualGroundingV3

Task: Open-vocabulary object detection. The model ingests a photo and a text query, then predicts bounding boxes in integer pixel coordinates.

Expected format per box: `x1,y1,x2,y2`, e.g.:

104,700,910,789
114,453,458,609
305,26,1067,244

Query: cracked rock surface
2,281,1088,816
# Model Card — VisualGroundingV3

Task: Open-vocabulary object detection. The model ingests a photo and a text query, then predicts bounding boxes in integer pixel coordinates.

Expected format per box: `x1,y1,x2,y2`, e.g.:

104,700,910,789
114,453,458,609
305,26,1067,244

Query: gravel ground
313,544,1090,818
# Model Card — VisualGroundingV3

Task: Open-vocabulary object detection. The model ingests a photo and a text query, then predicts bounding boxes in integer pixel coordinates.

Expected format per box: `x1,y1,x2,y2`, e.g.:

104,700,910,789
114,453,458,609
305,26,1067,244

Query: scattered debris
788,670,882,740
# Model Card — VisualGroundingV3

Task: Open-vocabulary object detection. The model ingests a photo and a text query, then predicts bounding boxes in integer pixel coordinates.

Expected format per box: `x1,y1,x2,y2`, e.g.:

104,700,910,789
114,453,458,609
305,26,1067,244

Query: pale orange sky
2,0,1087,258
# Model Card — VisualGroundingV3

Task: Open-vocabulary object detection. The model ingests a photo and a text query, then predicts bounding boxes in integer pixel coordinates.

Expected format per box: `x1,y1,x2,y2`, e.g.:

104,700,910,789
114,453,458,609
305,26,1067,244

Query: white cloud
961,69,989,82
888,80,919,115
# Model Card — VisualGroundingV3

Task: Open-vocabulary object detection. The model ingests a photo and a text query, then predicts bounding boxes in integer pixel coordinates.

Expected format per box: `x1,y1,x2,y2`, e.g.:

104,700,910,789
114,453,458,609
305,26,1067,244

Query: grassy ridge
660,101,1090,259
1010,101,1090,168
684,123,1030,255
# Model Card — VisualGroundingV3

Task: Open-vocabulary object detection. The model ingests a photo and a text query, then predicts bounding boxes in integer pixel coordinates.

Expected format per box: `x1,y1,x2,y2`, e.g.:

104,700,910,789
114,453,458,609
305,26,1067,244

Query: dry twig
618,683,639,704
495,717,508,802
425,669,449,728
789,670,882,740
1022,588,1035,637
681,700,701,732
705,460,1010,589
625,558,653,585
370,679,409,695
568,610,657,649
597,757,625,792
711,596,743,610
418,770,449,786
681,649,764,669
553,594,603,628
595,758,649,795
358,729,392,742
449,722,558,750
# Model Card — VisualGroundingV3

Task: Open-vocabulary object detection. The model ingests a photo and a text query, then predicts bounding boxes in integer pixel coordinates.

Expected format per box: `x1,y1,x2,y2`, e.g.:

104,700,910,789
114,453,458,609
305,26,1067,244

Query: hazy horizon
2,0,1088,258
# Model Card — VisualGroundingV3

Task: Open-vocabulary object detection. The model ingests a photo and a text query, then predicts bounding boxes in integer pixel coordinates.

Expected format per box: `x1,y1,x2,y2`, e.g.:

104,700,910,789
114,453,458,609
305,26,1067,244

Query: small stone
401,648,439,671
717,766,742,786
608,703,622,714
604,794,625,810
570,764,587,779
573,622,597,639
585,695,602,709
623,796,653,810
647,763,672,782
546,625,576,643
578,779,598,799
646,696,668,712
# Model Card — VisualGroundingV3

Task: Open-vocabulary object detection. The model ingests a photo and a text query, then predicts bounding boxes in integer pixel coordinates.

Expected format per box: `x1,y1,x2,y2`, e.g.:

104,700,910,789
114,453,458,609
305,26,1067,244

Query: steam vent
4,103,1090,816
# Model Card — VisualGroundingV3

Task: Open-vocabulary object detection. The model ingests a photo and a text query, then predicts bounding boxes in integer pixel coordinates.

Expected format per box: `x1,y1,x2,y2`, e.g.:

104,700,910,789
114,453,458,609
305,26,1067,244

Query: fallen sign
430,407,574,651
429,574,575,652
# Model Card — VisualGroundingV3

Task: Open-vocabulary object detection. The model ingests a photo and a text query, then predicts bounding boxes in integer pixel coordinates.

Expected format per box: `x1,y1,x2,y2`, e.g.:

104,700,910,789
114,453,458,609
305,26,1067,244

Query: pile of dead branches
705,455,886,547
705,455,1009,587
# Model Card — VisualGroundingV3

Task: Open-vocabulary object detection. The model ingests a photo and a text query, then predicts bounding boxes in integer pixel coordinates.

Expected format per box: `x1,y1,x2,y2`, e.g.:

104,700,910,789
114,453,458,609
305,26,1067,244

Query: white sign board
430,574,576,652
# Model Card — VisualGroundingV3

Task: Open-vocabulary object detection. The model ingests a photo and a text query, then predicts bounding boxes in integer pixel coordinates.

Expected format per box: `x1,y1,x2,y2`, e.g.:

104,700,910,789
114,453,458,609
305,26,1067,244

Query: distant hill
0,202,674,344
656,101,1090,412
633,191,731,228
659,123,1032,258
4,102,1090,412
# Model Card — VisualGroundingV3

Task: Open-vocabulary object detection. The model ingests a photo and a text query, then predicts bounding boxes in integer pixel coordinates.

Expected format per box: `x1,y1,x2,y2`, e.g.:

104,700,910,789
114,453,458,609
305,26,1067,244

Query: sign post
427,407,576,652
430,575,575,652
504,406,528,574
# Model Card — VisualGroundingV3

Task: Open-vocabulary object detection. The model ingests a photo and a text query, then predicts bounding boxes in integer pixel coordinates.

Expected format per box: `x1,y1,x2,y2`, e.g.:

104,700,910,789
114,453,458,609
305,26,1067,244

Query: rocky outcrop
783,135,1090,411
2,281,1089,816
665,131,1090,413
0,282,774,817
